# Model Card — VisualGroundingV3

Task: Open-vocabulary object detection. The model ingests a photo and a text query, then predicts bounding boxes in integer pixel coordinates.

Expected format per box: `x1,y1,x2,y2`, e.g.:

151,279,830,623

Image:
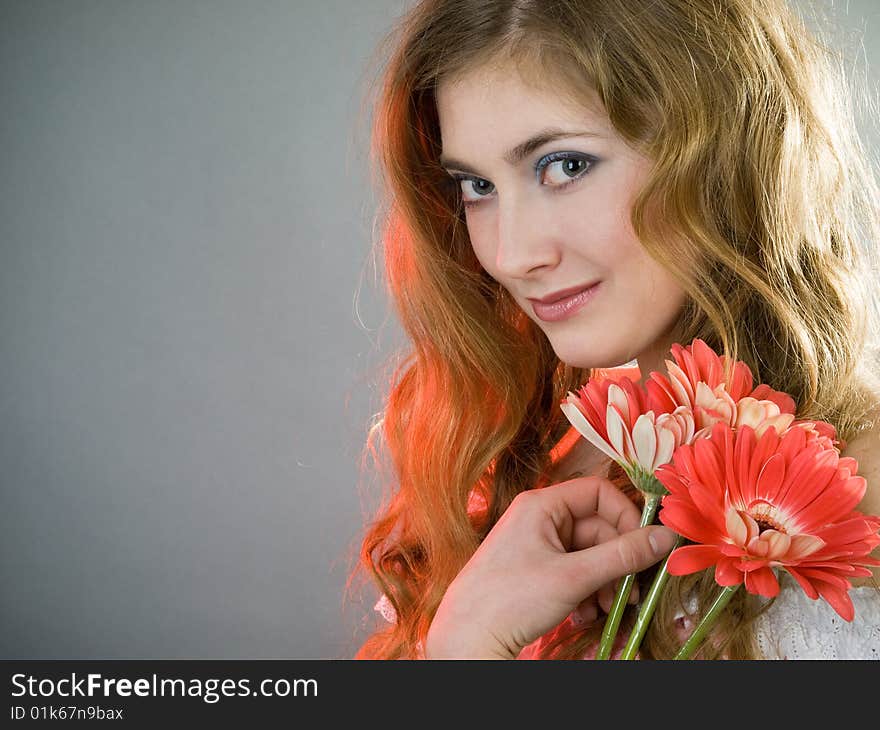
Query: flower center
748,500,787,534
753,516,785,534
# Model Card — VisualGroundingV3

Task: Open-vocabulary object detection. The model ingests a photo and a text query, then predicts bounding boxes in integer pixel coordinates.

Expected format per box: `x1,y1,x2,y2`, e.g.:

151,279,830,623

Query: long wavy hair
346,0,880,659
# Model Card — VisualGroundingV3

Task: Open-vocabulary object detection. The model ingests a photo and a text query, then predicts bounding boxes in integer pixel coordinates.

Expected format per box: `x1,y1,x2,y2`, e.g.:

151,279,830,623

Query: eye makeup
447,151,600,208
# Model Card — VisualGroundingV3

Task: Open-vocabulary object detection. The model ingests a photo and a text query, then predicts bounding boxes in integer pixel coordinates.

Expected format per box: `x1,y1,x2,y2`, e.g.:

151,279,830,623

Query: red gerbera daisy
657,422,880,620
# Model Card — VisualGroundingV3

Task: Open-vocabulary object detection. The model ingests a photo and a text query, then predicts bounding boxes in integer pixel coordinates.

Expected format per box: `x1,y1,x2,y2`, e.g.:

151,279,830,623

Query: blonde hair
347,0,880,659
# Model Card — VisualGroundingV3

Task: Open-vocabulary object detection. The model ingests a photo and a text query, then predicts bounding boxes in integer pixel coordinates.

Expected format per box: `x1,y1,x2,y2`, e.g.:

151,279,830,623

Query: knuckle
510,489,539,510
584,474,613,489
567,474,602,491
615,536,644,574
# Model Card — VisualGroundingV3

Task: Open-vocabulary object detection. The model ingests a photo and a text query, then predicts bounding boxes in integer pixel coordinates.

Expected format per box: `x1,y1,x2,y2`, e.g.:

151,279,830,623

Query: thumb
565,525,678,596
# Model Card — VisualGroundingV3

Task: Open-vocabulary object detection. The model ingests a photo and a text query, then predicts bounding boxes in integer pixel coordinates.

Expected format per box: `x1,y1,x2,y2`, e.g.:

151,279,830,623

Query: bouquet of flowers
559,338,880,659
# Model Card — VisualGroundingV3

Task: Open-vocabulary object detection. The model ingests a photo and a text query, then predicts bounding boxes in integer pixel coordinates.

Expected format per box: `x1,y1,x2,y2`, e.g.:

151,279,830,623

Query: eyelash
450,152,599,210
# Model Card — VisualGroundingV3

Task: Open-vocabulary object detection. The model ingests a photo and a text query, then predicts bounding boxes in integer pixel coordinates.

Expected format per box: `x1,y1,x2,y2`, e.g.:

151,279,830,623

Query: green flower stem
673,585,741,660
595,492,662,660
618,534,684,660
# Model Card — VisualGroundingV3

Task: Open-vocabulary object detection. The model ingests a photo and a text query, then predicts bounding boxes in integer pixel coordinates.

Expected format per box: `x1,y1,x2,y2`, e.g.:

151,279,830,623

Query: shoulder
838,408,880,585
840,407,880,515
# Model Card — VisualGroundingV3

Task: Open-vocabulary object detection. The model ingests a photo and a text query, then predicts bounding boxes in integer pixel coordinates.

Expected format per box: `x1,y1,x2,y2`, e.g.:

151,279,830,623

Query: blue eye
450,152,598,209
540,153,595,185
456,177,495,206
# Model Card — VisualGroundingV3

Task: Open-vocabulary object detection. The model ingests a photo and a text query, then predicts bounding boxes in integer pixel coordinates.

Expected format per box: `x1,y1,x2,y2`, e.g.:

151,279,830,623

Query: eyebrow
439,127,602,176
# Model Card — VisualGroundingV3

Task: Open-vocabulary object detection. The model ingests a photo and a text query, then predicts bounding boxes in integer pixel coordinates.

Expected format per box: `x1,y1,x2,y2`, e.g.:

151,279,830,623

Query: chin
549,340,629,371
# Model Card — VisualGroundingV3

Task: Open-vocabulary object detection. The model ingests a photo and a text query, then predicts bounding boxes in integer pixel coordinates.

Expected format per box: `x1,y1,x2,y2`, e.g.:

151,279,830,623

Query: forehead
435,65,609,145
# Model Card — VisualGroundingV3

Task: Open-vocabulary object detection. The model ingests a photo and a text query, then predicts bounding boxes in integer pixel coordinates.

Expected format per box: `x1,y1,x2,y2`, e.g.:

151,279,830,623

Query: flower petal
560,401,620,463
785,533,825,560
795,476,867,528
784,567,820,599
693,436,724,495
775,443,837,516
714,558,745,586
660,499,724,543
744,566,780,597
734,424,757,507
607,383,633,428
605,402,632,462
653,423,677,470
760,529,791,560
666,361,695,407
632,414,658,473
811,579,856,621
754,452,785,502
727,360,755,400
746,427,781,499
725,507,751,547
646,372,679,413
665,544,722,575
749,383,797,414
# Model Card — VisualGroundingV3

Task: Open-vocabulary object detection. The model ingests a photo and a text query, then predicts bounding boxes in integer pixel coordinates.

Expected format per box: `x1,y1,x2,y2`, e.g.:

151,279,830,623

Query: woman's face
436,65,687,372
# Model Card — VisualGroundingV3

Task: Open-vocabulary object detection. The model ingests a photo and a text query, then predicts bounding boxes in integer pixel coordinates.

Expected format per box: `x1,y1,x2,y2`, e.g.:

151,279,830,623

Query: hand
424,476,678,659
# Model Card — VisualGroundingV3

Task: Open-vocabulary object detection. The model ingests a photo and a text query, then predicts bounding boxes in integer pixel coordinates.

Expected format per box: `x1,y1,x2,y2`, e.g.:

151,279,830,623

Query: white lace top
751,574,880,660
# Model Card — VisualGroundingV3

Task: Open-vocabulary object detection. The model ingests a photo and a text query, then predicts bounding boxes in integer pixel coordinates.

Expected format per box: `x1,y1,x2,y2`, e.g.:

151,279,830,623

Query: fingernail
649,528,676,555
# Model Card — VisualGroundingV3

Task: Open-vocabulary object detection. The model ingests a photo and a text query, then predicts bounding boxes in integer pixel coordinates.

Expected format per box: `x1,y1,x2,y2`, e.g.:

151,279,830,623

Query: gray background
1,1,877,659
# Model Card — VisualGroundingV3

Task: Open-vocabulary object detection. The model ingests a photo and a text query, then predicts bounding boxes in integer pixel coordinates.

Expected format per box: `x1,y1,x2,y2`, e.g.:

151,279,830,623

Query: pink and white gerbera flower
560,373,694,493
646,339,798,438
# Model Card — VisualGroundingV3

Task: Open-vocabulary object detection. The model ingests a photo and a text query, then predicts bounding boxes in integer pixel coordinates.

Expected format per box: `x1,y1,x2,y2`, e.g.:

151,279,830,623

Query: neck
636,351,669,389
635,327,683,388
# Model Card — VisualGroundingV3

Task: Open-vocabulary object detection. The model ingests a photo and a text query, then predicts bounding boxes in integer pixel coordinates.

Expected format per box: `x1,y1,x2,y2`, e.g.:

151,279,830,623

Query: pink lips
529,282,601,322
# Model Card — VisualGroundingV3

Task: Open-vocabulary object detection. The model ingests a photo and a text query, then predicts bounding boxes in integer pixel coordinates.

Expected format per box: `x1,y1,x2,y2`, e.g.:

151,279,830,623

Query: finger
571,515,643,610
595,577,638,613
629,581,641,604
598,582,615,614
540,476,643,535
569,514,621,552
571,596,598,626
563,525,678,597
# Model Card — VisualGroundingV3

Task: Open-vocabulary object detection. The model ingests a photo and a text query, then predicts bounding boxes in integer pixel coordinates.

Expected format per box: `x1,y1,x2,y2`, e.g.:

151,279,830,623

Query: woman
350,0,880,659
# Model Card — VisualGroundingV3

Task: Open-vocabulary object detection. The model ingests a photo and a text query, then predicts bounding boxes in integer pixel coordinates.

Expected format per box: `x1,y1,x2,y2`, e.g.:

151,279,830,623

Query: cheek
634,262,688,319
464,215,496,272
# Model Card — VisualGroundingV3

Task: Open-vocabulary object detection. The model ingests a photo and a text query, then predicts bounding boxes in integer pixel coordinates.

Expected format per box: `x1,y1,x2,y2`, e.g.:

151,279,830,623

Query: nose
494,190,561,278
